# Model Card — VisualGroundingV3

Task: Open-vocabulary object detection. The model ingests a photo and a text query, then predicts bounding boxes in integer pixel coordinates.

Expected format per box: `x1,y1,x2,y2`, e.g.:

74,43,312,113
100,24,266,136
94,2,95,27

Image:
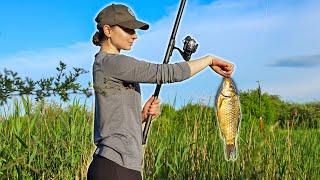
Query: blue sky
1,0,320,108
0,0,213,55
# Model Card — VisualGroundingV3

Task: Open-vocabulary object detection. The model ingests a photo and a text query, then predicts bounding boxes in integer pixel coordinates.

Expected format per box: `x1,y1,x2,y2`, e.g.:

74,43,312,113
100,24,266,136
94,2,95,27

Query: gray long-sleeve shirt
92,51,191,171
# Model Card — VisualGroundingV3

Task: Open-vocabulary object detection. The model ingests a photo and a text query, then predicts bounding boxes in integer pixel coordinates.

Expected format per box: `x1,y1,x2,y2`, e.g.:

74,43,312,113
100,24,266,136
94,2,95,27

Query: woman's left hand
210,55,234,78
142,96,161,123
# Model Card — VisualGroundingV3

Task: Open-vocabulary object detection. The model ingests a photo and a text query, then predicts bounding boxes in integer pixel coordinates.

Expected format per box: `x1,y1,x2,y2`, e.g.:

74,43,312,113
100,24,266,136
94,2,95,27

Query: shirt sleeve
103,55,191,84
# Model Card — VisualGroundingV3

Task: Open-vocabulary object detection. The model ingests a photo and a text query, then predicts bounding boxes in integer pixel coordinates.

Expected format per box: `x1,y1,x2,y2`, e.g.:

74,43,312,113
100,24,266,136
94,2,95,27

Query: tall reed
0,97,94,179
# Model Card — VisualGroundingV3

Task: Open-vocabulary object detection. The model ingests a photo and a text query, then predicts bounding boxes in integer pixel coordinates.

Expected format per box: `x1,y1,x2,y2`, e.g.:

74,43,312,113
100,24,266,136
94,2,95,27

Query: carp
215,77,241,161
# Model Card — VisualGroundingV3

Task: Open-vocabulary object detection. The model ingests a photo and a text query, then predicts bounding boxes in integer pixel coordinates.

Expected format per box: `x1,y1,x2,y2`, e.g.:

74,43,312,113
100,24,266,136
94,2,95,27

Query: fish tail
225,144,237,161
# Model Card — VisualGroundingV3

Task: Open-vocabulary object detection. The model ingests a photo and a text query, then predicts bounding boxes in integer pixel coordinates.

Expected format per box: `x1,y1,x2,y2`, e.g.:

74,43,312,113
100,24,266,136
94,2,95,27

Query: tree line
240,89,319,128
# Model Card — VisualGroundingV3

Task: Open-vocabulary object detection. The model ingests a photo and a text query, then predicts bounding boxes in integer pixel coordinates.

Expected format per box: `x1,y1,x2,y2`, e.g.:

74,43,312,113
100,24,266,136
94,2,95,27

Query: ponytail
92,26,106,46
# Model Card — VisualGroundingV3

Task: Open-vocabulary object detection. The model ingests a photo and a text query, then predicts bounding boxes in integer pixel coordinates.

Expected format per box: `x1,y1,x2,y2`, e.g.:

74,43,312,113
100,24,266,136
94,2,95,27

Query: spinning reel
174,36,198,61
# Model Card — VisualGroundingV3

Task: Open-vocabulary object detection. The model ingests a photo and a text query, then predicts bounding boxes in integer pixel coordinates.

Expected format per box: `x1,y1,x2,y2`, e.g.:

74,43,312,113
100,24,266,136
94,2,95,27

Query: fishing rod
142,0,198,145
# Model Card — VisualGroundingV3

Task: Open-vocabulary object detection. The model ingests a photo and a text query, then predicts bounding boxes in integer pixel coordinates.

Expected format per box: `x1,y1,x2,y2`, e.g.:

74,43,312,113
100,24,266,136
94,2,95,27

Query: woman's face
107,25,138,51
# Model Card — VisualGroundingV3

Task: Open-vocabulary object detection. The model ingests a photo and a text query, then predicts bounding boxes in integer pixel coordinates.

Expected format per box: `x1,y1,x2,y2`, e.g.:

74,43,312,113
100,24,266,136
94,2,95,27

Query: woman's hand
142,96,161,123
209,55,234,78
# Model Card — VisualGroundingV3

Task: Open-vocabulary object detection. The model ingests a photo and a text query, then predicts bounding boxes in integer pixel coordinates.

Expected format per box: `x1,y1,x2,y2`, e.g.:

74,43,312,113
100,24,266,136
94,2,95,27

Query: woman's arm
187,55,234,77
103,54,233,84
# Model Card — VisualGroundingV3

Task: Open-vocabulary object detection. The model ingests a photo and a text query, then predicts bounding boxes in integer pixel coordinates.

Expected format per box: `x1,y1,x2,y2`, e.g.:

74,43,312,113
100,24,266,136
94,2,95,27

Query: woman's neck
100,41,120,54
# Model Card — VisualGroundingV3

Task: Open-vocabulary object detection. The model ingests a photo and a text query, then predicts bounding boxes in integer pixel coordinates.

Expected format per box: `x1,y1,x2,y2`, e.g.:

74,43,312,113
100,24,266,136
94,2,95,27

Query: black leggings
87,155,142,180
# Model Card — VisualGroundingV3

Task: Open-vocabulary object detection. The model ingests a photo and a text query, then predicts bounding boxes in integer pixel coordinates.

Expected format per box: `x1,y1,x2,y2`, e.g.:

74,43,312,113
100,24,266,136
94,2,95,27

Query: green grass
0,97,94,179
0,99,319,179
143,104,320,179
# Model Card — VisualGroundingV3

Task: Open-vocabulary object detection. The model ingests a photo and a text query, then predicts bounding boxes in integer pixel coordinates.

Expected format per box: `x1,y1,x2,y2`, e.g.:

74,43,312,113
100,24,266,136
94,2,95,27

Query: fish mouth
221,93,236,97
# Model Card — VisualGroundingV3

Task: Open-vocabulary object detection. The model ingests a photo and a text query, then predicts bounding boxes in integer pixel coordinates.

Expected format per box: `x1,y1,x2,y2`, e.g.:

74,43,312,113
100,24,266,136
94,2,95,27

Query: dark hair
92,26,106,46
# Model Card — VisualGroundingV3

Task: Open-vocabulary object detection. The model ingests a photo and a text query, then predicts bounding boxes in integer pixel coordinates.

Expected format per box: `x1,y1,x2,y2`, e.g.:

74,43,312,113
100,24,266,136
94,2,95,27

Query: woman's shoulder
96,52,135,61
114,54,137,61
96,52,142,71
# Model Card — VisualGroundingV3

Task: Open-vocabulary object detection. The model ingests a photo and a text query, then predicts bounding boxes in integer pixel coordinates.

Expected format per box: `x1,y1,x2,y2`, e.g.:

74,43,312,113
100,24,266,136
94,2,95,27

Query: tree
0,61,92,105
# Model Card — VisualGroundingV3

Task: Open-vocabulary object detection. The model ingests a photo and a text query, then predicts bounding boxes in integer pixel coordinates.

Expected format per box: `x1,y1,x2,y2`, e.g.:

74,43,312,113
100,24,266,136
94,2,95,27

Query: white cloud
0,42,96,80
129,0,320,104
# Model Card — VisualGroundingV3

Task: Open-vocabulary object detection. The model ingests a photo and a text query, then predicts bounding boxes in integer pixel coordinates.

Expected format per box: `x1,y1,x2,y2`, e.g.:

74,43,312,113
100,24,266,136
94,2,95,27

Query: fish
215,77,241,161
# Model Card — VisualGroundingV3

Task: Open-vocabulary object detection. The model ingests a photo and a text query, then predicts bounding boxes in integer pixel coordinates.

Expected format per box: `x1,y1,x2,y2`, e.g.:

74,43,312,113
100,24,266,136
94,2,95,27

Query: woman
87,3,234,180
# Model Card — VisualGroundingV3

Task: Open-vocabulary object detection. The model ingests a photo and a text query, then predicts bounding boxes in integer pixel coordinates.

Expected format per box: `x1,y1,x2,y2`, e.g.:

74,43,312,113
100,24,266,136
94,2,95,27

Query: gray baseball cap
95,4,149,30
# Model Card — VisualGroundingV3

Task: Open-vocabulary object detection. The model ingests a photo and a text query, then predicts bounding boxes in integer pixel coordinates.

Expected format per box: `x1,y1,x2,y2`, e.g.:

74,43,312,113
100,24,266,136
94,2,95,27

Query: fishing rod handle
142,112,153,145
142,0,187,145
142,85,161,144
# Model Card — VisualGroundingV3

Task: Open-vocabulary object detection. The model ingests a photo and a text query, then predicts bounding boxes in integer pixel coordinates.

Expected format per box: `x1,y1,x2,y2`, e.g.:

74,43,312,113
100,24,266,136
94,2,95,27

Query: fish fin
214,78,225,106
225,144,237,161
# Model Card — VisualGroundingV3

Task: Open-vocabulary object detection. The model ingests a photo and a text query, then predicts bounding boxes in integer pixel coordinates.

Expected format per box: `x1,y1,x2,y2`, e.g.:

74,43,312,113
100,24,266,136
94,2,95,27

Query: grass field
0,98,319,179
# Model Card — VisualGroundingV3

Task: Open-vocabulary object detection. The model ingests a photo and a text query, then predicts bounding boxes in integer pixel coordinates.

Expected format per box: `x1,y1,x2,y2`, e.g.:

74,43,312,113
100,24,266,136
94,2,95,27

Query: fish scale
215,77,241,161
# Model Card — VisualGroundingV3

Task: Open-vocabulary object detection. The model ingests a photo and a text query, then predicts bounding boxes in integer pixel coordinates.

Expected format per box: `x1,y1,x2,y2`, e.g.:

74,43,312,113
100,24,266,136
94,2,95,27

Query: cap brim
117,20,149,30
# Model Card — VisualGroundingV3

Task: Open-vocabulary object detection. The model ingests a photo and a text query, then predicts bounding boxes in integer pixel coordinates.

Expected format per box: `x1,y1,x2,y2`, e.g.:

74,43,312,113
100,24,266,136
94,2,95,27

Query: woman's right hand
209,55,234,78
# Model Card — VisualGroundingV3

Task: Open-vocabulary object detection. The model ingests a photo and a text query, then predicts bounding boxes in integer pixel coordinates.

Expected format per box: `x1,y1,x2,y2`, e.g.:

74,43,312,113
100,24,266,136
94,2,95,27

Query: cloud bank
269,54,320,68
